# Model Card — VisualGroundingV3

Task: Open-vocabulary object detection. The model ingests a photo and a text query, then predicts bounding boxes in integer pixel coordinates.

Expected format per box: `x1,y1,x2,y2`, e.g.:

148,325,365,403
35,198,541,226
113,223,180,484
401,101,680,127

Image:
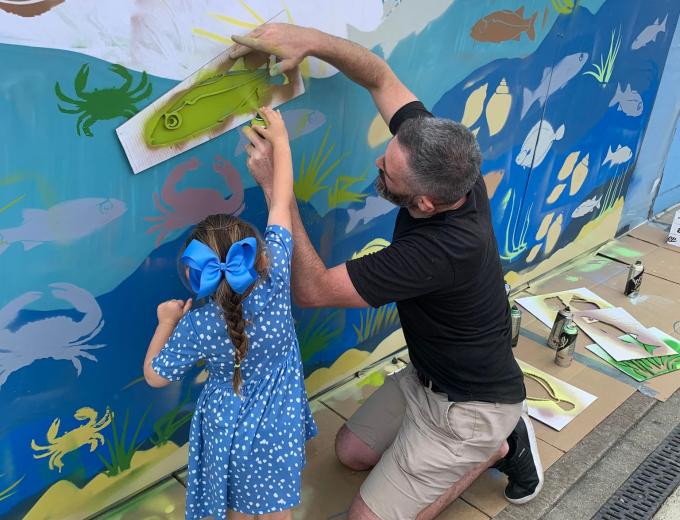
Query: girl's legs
228,510,255,520
258,510,292,520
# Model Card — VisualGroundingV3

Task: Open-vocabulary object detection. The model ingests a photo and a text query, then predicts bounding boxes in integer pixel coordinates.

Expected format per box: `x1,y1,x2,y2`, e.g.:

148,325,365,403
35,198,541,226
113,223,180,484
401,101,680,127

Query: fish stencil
0,198,127,255
632,15,667,50
346,196,397,233
602,144,633,167
572,196,601,218
521,52,588,119
609,83,643,117
471,7,537,43
516,121,565,168
234,109,326,155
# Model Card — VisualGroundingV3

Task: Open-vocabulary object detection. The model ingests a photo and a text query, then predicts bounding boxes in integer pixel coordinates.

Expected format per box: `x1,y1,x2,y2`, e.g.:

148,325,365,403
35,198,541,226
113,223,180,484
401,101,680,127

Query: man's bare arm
231,24,418,124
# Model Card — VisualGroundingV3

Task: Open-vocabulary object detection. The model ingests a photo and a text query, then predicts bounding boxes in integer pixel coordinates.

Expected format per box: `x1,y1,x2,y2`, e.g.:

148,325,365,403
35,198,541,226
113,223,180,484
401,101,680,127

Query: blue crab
55,63,152,137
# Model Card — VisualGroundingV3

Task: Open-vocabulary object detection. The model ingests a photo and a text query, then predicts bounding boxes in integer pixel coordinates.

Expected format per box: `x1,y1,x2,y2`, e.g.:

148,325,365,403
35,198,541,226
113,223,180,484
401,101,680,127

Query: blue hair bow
181,238,258,299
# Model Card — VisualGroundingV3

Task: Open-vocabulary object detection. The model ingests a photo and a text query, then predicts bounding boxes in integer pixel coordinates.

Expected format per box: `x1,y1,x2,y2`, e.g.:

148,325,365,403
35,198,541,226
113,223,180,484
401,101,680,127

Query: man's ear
416,195,438,214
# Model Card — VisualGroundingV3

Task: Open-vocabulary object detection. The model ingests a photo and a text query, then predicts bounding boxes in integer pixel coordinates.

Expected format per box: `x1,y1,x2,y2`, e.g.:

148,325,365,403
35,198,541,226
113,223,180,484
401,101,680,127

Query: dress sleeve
151,313,203,382
345,236,453,308
388,101,434,135
265,225,293,285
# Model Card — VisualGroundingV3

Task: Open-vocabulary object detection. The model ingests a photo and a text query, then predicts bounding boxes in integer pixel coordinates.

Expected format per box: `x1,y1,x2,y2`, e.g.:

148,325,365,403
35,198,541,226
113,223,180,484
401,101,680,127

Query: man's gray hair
396,117,482,204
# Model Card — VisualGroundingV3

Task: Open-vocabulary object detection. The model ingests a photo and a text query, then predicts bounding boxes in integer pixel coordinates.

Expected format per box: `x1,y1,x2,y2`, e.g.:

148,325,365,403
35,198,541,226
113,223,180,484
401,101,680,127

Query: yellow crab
31,407,113,472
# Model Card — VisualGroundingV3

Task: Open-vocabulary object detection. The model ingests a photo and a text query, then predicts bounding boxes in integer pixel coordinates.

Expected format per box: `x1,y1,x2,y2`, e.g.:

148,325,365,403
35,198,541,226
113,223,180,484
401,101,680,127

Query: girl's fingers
183,298,193,314
250,124,271,140
243,126,266,148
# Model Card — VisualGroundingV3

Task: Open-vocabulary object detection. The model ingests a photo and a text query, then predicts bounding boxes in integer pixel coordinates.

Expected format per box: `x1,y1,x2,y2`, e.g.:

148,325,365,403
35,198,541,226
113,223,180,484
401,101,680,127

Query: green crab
55,64,152,137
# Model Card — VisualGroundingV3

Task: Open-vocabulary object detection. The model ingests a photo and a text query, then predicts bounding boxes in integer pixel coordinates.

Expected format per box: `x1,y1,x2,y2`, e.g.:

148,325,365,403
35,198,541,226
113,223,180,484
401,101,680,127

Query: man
233,23,542,520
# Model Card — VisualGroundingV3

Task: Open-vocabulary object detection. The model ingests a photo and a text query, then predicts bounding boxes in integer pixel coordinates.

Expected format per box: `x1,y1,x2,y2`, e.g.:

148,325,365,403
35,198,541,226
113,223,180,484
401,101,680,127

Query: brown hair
183,214,269,393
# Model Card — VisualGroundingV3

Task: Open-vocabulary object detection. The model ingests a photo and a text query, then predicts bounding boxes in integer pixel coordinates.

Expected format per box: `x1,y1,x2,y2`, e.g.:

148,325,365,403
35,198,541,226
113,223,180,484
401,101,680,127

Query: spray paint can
511,305,521,348
624,260,644,298
251,113,267,128
555,322,578,367
547,307,572,349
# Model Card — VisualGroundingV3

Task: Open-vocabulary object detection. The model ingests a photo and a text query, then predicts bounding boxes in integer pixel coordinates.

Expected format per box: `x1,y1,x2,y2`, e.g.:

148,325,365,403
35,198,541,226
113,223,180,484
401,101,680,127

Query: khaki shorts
346,364,522,520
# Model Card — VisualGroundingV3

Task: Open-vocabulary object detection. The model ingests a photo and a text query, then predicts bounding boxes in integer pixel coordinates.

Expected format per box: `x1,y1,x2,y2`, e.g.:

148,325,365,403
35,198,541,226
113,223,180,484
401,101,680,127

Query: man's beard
375,171,415,208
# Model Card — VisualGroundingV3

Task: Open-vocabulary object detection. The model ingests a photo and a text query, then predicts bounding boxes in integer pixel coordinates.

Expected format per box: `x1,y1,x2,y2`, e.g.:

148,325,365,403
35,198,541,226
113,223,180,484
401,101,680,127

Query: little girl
143,107,317,520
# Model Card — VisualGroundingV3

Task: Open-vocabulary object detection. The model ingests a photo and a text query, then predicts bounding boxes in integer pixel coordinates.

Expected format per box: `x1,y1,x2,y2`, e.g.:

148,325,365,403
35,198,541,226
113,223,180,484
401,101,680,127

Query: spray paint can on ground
547,307,572,349
555,322,578,367
511,305,521,348
624,260,644,297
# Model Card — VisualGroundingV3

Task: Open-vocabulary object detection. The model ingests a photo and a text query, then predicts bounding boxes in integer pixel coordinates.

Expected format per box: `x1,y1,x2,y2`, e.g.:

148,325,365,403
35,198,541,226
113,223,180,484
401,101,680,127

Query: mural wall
1,0,678,517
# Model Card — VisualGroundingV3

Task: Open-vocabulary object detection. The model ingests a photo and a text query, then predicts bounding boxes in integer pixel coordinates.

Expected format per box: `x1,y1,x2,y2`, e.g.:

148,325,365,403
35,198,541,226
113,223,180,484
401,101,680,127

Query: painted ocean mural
0,0,678,517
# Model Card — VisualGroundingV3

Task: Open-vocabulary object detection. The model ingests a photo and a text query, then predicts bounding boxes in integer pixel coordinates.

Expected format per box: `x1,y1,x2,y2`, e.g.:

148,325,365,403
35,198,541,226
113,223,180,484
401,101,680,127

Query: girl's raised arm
250,106,293,232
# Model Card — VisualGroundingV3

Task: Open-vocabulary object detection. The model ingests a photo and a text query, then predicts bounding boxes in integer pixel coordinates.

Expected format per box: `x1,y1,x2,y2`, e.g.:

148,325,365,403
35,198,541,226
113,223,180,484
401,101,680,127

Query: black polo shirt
346,101,525,404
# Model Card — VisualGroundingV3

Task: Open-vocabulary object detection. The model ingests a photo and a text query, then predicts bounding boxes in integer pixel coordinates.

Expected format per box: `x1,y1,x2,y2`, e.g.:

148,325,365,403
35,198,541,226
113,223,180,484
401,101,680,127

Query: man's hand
230,23,316,76
243,125,275,195
157,299,192,327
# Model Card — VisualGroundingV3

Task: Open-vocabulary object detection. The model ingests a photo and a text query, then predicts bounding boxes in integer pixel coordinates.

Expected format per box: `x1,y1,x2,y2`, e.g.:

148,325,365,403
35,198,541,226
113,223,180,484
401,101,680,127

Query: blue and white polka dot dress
152,225,317,519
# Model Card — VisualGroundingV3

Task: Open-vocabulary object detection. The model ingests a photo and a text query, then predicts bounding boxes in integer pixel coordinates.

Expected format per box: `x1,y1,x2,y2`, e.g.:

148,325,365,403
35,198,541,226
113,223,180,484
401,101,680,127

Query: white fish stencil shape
0,283,105,388
521,52,588,119
516,121,565,168
609,83,643,117
571,196,601,218
602,144,633,167
234,109,326,156
0,198,126,255
346,196,397,233
632,15,667,50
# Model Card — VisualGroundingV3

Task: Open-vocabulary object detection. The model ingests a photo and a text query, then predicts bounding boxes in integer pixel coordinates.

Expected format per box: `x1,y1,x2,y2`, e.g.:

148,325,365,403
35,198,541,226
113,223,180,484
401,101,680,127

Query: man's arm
243,124,369,309
230,24,417,124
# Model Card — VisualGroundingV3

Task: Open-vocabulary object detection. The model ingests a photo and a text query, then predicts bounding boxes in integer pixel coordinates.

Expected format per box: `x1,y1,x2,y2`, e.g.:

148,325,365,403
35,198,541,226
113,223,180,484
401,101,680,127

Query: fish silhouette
521,52,588,119
516,121,565,168
346,196,397,233
632,15,667,50
609,83,643,117
471,7,537,43
572,196,601,218
144,68,277,148
0,198,126,255
602,144,633,167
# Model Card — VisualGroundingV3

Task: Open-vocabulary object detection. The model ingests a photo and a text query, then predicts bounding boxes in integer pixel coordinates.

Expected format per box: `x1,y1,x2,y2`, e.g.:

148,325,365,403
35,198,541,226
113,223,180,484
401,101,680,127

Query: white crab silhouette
0,283,105,388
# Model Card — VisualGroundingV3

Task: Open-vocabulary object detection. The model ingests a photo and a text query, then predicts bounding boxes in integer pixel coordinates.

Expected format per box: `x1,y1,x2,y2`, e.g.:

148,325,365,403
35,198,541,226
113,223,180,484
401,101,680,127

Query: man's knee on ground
335,425,380,471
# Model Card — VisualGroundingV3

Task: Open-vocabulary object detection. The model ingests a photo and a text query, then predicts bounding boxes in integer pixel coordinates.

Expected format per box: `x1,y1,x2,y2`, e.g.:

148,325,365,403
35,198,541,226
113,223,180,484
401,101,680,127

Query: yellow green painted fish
144,68,279,147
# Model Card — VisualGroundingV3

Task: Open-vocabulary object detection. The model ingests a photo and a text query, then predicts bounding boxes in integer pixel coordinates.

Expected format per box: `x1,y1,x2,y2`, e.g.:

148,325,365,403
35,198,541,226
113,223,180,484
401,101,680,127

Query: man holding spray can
235,23,542,520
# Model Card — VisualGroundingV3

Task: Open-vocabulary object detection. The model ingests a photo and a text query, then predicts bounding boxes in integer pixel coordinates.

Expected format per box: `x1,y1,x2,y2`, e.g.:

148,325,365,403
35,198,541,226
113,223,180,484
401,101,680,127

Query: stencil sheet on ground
518,359,597,431
573,307,673,361
586,327,680,381
515,287,614,328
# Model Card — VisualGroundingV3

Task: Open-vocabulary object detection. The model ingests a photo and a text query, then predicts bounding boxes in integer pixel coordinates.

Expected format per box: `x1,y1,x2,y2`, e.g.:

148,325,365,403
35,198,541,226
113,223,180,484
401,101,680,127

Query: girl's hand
252,106,288,148
157,299,192,326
